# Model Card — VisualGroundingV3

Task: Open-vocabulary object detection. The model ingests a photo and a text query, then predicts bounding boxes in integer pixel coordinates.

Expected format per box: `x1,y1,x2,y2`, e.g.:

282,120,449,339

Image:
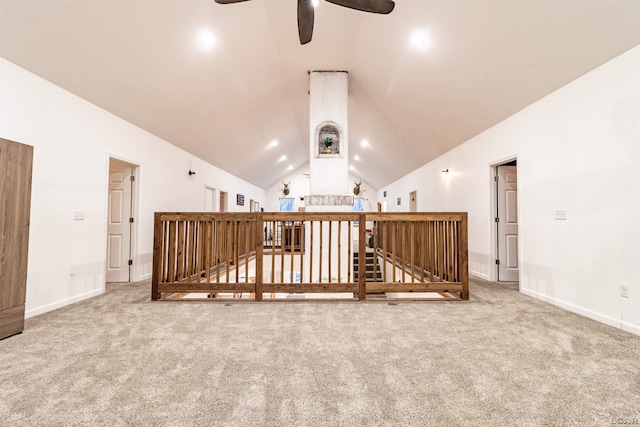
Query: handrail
152,212,468,301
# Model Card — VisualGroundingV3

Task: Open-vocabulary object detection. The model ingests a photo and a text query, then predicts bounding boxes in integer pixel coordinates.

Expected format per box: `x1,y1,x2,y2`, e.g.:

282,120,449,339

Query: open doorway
106,158,138,283
219,191,228,212
494,159,519,283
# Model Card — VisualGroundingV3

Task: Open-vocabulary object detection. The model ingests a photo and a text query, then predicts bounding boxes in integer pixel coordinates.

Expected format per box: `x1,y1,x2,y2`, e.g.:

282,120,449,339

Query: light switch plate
620,283,629,298
554,210,567,220
73,211,85,220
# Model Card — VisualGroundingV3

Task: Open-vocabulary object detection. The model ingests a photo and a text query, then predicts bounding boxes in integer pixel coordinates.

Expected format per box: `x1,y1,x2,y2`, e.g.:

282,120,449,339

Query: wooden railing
370,213,468,294
152,212,468,301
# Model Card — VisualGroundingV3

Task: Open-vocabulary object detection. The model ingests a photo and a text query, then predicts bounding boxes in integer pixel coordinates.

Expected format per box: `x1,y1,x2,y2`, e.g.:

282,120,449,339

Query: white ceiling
1,0,639,190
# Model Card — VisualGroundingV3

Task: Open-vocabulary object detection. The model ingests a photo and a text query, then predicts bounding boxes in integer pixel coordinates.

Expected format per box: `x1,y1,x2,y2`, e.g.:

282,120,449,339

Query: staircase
353,249,383,282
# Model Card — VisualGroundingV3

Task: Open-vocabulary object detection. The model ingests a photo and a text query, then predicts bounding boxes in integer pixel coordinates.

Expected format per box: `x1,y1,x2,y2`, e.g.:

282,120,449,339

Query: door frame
105,155,140,283
489,155,519,283
219,190,228,212
204,185,217,212
409,190,417,212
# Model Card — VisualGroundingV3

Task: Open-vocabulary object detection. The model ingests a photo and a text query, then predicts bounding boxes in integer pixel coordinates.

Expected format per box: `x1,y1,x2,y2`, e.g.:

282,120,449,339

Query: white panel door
106,165,132,282
204,186,216,211
410,191,417,212
497,165,519,281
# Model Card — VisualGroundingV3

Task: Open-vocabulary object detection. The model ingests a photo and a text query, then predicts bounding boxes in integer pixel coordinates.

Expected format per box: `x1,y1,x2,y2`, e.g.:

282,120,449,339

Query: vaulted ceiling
1,0,639,189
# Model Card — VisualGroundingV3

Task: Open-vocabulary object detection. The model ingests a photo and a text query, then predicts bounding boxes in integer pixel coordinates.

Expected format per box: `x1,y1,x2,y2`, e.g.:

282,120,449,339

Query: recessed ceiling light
354,155,360,161
349,165,356,171
278,155,287,163
361,139,369,148
286,165,293,171
196,29,217,51
268,139,279,149
410,30,431,51
312,0,320,7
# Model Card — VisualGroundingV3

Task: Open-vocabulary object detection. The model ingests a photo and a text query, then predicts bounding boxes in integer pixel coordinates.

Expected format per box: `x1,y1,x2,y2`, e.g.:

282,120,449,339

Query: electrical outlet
620,283,629,298
73,211,85,220
554,209,567,220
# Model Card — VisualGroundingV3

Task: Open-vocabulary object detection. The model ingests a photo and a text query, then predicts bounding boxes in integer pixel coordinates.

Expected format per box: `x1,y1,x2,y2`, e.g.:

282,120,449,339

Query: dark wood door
0,138,33,339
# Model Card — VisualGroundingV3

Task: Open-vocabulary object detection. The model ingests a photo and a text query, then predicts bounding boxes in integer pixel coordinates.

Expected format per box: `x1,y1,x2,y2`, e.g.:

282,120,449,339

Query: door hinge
129,217,134,223
496,259,500,265
128,259,133,266
495,217,500,223
130,175,135,182
494,175,499,182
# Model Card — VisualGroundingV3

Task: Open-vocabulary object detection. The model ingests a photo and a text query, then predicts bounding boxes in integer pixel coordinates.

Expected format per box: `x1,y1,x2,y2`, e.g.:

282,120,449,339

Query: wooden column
151,212,163,300
254,214,263,301
459,212,470,300
358,214,366,301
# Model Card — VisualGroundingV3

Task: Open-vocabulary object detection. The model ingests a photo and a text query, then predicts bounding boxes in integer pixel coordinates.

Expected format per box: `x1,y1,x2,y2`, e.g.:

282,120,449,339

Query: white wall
265,164,310,212
264,163,378,212
0,58,265,317
379,46,640,335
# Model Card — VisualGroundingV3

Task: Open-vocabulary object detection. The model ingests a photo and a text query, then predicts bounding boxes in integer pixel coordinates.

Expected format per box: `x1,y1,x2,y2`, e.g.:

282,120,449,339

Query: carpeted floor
0,279,638,426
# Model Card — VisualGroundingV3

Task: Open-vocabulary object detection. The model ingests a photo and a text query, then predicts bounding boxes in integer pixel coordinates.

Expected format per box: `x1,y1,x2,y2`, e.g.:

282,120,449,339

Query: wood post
151,212,163,300
358,214,366,301
255,214,263,301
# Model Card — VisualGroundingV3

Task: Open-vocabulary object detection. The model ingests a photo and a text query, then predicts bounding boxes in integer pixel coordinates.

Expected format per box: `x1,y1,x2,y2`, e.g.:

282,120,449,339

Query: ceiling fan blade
298,0,315,45
214,0,252,4
325,0,395,14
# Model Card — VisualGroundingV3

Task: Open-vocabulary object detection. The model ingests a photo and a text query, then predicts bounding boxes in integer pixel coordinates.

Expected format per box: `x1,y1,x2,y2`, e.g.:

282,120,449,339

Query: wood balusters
152,212,468,301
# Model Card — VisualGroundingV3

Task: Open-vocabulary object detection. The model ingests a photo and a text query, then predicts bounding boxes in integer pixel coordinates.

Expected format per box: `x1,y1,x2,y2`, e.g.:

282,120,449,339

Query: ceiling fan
213,0,395,45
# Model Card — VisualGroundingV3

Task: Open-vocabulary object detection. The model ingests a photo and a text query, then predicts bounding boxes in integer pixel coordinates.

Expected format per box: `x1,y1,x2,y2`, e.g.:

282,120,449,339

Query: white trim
105,155,141,283
470,271,489,281
25,288,104,318
521,288,640,336
139,273,152,280
204,185,217,212
489,155,519,283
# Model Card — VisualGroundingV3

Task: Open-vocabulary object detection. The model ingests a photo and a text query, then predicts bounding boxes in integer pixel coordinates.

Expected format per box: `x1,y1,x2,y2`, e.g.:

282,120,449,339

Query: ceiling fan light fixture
215,0,394,45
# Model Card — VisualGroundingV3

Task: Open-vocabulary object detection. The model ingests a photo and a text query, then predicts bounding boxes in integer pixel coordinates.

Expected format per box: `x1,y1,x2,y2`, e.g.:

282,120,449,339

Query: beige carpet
0,278,638,426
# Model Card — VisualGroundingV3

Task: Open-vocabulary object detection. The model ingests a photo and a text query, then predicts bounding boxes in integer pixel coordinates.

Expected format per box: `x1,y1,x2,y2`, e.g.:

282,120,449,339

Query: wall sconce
188,170,196,176
441,168,449,174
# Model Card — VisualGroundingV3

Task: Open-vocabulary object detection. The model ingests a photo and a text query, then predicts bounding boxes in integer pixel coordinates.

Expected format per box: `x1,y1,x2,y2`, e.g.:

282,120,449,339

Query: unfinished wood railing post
358,213,366,301
309,220,314,284
347,221,352,284
255,214,263,301
151,212,163,300
459,212,469,300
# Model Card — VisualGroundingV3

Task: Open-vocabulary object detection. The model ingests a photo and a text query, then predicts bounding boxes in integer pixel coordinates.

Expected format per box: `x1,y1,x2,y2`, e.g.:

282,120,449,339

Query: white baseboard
521,288,640,336
470,271,489,281
25,288,104,319
138,273,152,281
